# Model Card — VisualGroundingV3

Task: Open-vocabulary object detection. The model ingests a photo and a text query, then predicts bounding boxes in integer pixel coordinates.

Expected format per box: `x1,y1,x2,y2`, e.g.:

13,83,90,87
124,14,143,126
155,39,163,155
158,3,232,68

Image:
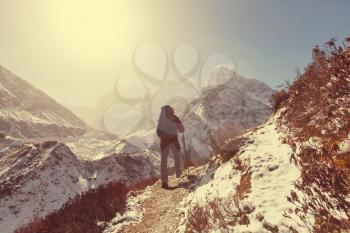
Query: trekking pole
179,142,187,171
181,134,190,173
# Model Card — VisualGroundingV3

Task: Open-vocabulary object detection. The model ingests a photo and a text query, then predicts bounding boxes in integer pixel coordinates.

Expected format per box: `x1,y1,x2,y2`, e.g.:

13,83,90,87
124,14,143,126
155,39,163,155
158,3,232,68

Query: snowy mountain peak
207,65,274,106
182,70,273,162
0,65,87,139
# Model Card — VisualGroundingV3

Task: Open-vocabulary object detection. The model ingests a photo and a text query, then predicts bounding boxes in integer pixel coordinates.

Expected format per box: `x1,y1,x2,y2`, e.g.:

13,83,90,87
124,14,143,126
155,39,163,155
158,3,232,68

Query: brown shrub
279,37,350,142
14,217,45,233
279,37,350,231
235,171,252,199
185,159,253,232
186,196,254,233
15,182,128,233
284,143,350,232
255,212,264,222
232,156,249,173
219,137,247,163
270,89,289,112
262,221,279,233
185,204,213,233
15,177,158,233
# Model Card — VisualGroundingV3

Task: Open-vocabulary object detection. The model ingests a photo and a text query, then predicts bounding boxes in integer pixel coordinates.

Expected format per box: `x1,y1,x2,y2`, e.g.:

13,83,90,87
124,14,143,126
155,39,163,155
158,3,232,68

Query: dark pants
160,138,182,184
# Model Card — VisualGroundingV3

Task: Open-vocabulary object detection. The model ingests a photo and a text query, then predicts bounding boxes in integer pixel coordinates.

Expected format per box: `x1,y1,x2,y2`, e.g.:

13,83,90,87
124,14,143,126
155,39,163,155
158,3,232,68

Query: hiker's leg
171,142,182,178
160,143,170,184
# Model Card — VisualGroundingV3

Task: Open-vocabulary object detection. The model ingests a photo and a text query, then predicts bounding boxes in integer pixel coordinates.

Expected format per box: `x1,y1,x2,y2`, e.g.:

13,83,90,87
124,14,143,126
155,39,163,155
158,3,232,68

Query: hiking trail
118,167,206,233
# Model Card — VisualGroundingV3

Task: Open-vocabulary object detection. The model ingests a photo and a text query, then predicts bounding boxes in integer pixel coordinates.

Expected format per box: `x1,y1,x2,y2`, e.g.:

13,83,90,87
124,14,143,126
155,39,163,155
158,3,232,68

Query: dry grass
14,217,45,233
278,37,350,142
15,181,128,233
218,137,247,163
15,177,158,233
262,221,279,233
185,157,253,233
277,37,350,232
270,89,289,112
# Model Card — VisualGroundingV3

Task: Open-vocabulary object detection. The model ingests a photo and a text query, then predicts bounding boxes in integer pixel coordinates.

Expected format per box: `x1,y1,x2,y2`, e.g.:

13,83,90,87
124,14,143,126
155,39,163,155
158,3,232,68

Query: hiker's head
162,105,174,118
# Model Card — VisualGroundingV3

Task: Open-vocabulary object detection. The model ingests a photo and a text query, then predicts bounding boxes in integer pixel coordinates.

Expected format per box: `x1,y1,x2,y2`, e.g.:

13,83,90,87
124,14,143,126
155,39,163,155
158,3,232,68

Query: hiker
156,105,185,189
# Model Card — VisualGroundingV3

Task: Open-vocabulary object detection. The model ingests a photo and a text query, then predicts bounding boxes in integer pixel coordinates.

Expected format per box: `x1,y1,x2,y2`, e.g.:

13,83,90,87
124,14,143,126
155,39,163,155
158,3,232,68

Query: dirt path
119,167,204,233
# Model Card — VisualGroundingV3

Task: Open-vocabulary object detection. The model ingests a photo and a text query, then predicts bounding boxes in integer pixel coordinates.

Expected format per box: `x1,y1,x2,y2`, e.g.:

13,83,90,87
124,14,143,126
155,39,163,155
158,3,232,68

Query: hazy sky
1,0,349,107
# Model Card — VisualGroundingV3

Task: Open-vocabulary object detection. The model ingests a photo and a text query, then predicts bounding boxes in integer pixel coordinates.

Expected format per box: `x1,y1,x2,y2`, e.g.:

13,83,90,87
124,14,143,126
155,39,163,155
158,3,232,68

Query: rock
267,165,279,171
339,139,350,154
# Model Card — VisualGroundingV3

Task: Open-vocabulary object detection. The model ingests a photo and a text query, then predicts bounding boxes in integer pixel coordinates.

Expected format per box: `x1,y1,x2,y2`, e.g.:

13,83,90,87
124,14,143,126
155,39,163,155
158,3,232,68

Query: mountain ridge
0,65,87,139
182,66,273,162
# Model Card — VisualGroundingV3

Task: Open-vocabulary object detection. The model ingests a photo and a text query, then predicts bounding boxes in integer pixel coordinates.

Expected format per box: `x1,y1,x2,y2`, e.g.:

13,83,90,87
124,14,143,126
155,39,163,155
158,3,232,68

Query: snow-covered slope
0,65,87,139
182,66,273,162
174,42,350,233
0,137,160,233
0,65,164,233
0,64,274,232
177,114,305,232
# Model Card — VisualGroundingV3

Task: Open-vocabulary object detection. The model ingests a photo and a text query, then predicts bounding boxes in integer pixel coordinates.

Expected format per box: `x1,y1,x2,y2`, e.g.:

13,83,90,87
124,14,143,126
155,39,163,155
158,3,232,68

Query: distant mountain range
0,65,159,233
0,66,87,139
67,66,274,142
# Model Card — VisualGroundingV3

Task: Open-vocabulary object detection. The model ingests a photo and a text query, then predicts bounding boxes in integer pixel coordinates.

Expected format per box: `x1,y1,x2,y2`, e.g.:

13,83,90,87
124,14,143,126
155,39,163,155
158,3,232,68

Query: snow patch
177,117,306,232
102,186,153,233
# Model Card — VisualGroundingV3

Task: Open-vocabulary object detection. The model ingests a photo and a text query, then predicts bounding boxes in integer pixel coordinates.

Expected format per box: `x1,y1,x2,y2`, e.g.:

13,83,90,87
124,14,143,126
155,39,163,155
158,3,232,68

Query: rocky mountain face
182,66,273,162
207,65,274,106
0,66,87,139
0,137,159,233
0,66,160,233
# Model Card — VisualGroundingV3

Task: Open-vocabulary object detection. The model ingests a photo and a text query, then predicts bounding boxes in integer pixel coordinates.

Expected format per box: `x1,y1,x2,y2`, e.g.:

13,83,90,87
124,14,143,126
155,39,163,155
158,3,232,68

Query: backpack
156,127,176,139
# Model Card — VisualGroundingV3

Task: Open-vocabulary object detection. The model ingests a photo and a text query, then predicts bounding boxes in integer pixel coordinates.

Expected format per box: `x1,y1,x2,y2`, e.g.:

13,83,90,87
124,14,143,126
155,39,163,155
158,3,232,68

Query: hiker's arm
177,123,185,133
174,115,185,133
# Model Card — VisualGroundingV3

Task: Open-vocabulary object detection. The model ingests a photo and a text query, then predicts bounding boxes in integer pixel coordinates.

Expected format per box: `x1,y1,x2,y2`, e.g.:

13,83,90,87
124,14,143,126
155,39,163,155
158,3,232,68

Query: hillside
94,38,350,233
178,38,350,232
5,38,350,233
0,136,160,233
2,65,275,233
0,66,87,139
275,38,350,231
0,66,161,233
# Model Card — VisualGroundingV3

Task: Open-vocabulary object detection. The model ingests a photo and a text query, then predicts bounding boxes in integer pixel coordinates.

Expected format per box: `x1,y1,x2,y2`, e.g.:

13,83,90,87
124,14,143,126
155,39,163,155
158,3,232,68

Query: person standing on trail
156,105,185,189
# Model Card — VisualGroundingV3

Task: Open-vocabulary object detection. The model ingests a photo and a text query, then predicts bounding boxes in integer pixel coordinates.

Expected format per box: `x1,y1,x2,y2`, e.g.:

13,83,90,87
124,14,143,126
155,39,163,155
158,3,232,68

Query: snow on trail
102,186,153,233
234,119,305,232
178,117,306,232
104,167,206,233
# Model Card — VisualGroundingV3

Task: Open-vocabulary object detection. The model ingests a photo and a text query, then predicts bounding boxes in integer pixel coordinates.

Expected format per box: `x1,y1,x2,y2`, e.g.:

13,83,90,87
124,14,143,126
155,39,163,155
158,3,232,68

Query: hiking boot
161,183,169,189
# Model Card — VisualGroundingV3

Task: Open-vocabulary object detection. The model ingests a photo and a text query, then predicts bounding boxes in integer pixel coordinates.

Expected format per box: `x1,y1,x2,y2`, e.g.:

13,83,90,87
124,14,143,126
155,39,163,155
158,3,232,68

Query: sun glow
43,1,150,62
